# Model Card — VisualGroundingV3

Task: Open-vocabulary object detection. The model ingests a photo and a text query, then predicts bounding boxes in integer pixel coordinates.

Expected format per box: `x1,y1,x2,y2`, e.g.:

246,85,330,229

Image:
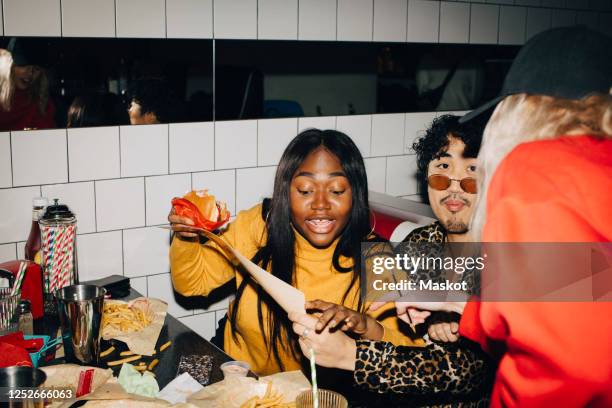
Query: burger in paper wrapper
171,190,230,231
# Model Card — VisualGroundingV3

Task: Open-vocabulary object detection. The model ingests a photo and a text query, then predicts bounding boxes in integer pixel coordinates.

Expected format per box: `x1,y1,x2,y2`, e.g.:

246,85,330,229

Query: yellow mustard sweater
170,203,424,375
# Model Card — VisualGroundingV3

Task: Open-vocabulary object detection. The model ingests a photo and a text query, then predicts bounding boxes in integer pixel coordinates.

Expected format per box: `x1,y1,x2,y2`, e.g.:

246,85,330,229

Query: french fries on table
102,302,153,334
240,382,296,408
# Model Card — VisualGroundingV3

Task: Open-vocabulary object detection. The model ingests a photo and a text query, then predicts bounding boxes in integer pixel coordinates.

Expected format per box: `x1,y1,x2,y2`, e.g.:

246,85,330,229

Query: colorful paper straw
310,348,318,408
10,261,27,296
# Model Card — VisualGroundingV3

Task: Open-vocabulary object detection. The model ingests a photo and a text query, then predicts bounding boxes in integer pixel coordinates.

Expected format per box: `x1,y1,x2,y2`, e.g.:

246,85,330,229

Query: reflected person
127,78,170,125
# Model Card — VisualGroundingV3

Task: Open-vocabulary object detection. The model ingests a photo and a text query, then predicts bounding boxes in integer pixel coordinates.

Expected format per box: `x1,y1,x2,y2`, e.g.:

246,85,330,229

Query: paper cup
295,389,348,408
220,361,250,378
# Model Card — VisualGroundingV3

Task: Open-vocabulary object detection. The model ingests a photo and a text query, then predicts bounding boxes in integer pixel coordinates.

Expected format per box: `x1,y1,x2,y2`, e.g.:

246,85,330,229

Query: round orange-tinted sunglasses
428,174,477,194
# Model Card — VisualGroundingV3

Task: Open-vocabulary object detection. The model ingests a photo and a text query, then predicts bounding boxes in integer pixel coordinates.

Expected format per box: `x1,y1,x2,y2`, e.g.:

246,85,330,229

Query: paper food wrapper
102,297,168,356
187,370,311,408
40,364,114,408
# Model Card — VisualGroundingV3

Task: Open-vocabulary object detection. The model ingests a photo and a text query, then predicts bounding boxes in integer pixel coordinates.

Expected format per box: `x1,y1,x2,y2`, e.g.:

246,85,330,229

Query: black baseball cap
460,26,612,123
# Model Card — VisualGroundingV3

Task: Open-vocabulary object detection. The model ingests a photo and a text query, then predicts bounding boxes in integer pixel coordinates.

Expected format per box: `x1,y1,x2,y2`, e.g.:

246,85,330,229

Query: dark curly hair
413,114,485,203
128,78,171,123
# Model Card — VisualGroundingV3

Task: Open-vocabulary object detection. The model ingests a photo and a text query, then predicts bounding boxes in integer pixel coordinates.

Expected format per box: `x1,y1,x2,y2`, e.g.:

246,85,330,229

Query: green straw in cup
310,348,318,408
10,261,27,296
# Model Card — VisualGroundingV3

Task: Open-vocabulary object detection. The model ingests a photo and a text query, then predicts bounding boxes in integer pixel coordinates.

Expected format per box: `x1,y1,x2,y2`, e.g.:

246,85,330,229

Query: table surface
36,288,247,389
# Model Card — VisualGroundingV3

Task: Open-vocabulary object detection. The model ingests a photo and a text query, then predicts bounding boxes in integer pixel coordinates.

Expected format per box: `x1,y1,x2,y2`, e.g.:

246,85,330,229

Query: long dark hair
229,128,373,370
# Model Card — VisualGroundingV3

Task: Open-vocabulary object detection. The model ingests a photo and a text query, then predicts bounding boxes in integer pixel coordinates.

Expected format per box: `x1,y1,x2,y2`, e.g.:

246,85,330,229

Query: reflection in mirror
216,40,519,121
0,37,213,131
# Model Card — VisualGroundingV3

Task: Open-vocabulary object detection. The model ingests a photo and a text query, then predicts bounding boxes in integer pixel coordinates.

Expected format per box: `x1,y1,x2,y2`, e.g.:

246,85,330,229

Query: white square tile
386,155,418,196
12,129,67,187
180,313,217,340
258,0,298,40
499,6,527,45
407,0,440,43
192,169,236,216
576,11,599,28
77,231,123,282
470,4,499,44
257,118,298,166
371,114,404,157
236,166,276,212
197,295,231,313
214,0,257,39
526,7,552,40
148,273,193,318
404,112,437,154
215,310,228,329
0,5,3,36
0,244,16,262
130,276,147,297
166,0,213,38
62,0,115,37
0,133,11,188
337,0,373,41
373,0,408,42
551,9,576,27
336,115,372,158
439,1,470,43
0,186,40,243
169,122,214,174
298,116,336,133
41,182,96,234
364,157,386,193
4,0,61,36
145,174,191,226
68,126,120,182
95,178,145,231
116,0,166,38
299,0,337,41
16,242,25,260
214,120,257,169
123,227,170,277
120,125,168,177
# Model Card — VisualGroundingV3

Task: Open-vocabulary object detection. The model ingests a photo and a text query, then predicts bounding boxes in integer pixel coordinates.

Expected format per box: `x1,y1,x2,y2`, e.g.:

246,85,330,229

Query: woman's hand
428,321,460,342
306,299,369,335
168,207,199,239
289,312,357,371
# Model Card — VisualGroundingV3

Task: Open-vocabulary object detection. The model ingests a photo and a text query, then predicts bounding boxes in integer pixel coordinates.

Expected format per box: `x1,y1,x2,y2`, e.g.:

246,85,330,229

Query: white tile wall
0,133,11,188
386,155,418,196
77,230,123,281
11,129,68,187
214,120,257,169
299,0,337,41
214,0,257,39
62,0,116,37
337,0,373,42
120,125,168,177
68,127,120,182
440,1,470,43
364,157,386,193
499,6,527,45
257,118,298,166
3,0,61,36
0,186,41,243
236,166,276,212
258,0,298,40
115,0,166,38
526,7,552,40
373,0,408,42
147,273,192,317
179,313,217,340
407,0,440,43
166,0,213,39
169,122,214,174
404,112,437,153
0,243,16,262
470,4,499,44
298,116,336,133
371,114,404,157
123,227,170,277
41,182,96,234
0,3,3,36
145,174,191,226
192,169,237,216
130,276,148,296
95,178,145,231
336,115,372,158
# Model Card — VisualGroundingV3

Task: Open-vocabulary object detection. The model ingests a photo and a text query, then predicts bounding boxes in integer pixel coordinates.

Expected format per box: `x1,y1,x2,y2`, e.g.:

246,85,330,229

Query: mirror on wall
216,40,520,121
0,37,213,131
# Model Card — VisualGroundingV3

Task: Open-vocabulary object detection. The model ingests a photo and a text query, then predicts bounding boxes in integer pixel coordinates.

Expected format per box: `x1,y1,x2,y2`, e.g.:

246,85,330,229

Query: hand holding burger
168,190,230,239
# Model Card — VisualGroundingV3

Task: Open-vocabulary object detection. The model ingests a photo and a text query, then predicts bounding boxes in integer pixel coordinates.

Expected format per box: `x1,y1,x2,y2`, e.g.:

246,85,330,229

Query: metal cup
55,285,106,365
0,366,47,408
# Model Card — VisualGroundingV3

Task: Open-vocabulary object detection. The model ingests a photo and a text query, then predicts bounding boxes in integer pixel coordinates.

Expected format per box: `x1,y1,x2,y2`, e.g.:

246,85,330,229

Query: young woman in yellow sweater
168,129,423,376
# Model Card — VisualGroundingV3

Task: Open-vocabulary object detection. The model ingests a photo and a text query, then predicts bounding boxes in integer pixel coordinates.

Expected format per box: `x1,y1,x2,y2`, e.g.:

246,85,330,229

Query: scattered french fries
100,346,115,358
102,302,153,334
107,354,142,366
240,382,296,408
148,359,159,371
159,340,172,352
120,351,135,357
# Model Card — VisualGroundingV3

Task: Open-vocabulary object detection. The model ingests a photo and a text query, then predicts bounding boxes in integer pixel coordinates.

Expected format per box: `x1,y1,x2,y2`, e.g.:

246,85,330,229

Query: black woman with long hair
168,129,422,376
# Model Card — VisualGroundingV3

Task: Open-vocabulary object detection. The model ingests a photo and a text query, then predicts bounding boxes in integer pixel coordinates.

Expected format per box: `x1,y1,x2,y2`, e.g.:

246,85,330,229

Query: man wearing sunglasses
398,114,484,343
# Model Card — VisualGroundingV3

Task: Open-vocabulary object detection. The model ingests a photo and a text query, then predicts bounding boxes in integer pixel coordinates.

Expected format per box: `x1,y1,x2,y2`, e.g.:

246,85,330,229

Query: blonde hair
0,49,14,111
471,93,612,239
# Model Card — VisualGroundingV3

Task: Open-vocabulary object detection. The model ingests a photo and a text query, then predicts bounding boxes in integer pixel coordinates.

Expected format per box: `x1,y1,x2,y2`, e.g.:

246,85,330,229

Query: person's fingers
316,307,342,331
450,321,460,334
289,312,308,323
292,322,306,336
298,338,312,357
296,313,318,330
168,214,194,226
435,323,450,342
368,301,387,312
306,299,333,312
398,313,414,325
407,308,431,323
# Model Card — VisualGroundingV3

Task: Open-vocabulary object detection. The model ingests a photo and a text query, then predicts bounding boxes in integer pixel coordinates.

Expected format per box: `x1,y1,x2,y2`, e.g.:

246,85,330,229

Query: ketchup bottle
24,197,48,262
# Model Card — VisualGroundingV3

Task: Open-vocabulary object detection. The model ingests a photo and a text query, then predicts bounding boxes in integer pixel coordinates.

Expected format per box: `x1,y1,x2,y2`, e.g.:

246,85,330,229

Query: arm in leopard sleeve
353,338,491,395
